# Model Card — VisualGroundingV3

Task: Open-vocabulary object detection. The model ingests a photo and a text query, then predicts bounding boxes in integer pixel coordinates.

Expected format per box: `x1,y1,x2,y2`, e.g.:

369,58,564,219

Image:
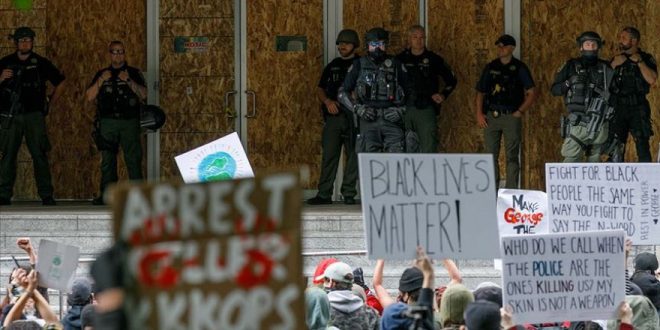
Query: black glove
355,105,376,121
353,267,369,291
383,107,404,123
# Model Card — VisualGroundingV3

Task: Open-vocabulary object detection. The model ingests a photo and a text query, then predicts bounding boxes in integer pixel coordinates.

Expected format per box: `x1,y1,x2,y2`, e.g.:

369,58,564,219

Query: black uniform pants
612,101,652,162
316,112,358,199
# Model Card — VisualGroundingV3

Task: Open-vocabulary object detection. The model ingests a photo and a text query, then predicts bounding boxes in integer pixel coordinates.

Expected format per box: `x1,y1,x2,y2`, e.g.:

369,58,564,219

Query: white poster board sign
546,163,660,244
36,240,80,291
359,153,498,260
497,189,549,236
501,230,625,325
175,132,254,183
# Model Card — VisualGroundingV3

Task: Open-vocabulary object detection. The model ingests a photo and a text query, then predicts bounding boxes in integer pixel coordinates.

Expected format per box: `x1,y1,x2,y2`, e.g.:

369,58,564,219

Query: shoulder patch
347,64,353,73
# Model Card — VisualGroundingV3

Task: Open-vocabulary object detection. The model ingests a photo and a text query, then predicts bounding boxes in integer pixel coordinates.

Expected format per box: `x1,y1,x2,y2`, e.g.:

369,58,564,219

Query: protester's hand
25,270,37,293
324,99,339,115
431,93,445,104
0,69,13,81
17,237,33,254
629,53,642,64
512,110,523,118
477,112,488,128
500,305,515,328
624,238,632,258
618,301,633,324
118,70,130,82
415,246,433,276
15,268,29,288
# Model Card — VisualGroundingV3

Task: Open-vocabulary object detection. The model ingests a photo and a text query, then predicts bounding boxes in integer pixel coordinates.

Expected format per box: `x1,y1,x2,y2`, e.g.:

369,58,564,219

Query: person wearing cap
475,34,536,189
608,26,657,162
551,31,615,163
61,278,93,330
85,40,146,205
322,261,380,329
338,27,409,154
0,27,65,206
630,252,660,312
307,29,360,206
396,24,457,153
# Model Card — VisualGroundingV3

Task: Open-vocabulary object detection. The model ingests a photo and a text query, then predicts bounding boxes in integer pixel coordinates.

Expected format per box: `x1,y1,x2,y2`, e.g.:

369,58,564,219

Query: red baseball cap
312,258,339,284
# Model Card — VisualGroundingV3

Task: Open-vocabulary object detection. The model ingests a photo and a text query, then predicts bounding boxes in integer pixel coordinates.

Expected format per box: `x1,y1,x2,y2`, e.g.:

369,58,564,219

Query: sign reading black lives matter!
111,172,305,330
546,163,660,244
501,230,625,324
359,153,499,260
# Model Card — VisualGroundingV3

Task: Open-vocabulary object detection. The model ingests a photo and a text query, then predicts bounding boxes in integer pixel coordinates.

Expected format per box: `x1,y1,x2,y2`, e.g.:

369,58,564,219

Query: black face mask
368,48,386,62
580,50,598,64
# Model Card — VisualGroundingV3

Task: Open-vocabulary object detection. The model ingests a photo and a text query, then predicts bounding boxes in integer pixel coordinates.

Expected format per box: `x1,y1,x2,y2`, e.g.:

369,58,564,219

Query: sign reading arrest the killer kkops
111,172,304,330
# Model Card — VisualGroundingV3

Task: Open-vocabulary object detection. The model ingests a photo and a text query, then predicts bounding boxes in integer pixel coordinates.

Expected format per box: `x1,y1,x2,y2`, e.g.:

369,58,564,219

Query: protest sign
501,230,625,324
497,189,549,236
546,163,660,244
175,132,254,183
358,153,498,260
35,240,80,291
112,172,304,330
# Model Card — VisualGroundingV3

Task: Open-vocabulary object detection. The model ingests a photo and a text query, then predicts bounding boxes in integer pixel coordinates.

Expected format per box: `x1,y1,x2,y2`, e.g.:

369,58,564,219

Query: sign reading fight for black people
501,230,625,324
358,153,499,260
111,172,304,330
546,163,660,244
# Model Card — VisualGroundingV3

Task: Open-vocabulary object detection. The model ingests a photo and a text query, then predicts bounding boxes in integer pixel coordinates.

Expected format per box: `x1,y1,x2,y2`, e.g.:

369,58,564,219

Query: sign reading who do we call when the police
546,163,660,244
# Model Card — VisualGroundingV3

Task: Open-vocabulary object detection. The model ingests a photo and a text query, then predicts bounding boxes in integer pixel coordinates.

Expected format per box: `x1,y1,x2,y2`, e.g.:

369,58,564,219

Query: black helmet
576,31,603,48
140,105,166,130
12,27,35,41
336,29,360,48
365,27,389,44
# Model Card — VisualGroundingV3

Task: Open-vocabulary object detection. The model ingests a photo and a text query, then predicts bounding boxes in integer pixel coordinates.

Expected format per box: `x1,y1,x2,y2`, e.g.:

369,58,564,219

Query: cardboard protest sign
501,230,626,325
175,132,254,183
546,163,660,244
111,172,304,330
35,239,80,291
358,153,498,260
497,189,549,236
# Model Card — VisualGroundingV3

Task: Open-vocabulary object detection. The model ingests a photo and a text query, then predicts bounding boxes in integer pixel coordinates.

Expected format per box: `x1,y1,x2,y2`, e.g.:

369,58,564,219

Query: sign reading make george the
358,153,498,260
111,172,304,330
501,230,626,325
546,163,660,244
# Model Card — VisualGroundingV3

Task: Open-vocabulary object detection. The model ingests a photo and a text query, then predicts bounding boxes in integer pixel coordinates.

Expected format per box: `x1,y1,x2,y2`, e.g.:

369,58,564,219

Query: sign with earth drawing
175,132,254,183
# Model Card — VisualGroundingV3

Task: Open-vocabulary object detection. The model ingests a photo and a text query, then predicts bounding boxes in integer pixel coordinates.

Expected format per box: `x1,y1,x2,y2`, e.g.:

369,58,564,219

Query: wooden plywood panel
427,0,503,157
160,36,234,76
246,1,323,189
160,18,233,37
521,0,645,190
161,0,232,18
160,76,234,116
343,0,419,55
643,1,660,163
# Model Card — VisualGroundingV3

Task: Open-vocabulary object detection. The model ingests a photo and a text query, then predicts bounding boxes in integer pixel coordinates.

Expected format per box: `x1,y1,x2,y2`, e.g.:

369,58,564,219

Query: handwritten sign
358,153,498,260
497,189,549,237
546,163,660,244
501,230,625,324
175,132,254,183
111,172,304,330
35,240,80,291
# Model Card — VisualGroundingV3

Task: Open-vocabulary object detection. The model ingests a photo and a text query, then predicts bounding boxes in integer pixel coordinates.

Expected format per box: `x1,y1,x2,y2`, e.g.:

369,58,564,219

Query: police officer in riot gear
397,25,457,153
307,29,360,205
338,27,408,153
476,34,536,189
0,27,65,206
86,41,147,205
609,27,657,162
551,31,615,163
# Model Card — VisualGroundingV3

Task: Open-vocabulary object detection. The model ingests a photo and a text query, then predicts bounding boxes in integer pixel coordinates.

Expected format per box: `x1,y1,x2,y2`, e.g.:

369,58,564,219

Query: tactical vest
355,56,404,108
484,61,524,111
97,69,140,118
324,60,352,100
614,57,649,96
404,53,433,108
565,61,609,112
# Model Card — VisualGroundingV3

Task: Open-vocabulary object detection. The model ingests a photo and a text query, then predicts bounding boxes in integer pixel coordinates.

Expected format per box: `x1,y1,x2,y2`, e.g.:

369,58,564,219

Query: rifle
0,66,23,130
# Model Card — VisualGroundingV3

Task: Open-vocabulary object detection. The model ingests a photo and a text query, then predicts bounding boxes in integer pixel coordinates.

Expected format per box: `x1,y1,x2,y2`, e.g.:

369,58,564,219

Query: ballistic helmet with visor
336,29,360,48
576,31,603,48
12,27,35,41
365,27,389,44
